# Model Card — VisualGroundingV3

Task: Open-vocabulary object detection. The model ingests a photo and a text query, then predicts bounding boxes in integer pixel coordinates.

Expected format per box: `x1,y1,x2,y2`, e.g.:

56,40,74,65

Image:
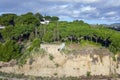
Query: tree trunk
35,27,37,38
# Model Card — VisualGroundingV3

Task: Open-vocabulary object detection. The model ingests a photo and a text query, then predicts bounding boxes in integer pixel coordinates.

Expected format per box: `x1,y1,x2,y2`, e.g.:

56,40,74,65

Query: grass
0,78,8,80
62,40,102,55
80,40,102,47
0,71,26,79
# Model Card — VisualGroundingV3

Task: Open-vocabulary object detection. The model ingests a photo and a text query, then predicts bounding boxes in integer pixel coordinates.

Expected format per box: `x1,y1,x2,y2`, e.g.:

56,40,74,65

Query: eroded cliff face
0,44,120,77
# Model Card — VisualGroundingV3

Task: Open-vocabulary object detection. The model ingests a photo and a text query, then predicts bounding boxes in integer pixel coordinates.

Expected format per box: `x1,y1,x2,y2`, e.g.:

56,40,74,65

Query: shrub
32,38,41,48
55,63,59,67
49,54,54,60
0,40,21,62
86,71,91,77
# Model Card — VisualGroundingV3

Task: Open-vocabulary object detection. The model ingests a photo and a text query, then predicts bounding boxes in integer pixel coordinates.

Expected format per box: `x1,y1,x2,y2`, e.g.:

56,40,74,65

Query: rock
8,59,17,67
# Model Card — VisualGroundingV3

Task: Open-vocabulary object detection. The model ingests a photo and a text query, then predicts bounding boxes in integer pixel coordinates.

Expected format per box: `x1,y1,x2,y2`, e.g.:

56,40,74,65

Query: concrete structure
40,18,50,25
0,25,5,29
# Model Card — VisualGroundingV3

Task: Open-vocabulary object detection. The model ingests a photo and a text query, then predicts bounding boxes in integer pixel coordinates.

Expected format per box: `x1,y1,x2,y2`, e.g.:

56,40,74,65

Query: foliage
1,26,13,40
1,25,34,40
42,31,53,42
15,12,40,26
34,12,43,21
0,12,120,62
0,40,21,62
44,16,59,21
12,24,34,39
32,38,41,48
45,21,120,54
86,71,91,77
0,13,17,26
49,54,54,60
18,39,43,66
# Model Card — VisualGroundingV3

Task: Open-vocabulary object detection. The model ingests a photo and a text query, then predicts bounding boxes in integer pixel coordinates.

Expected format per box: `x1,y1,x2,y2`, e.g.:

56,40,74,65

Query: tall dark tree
34,13,43,21
0,13,17,26
51,16,59,21
15,12,40,26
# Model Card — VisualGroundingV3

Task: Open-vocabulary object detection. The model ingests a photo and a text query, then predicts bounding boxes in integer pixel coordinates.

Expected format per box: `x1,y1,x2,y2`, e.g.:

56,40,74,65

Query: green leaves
43,31,53,42
1,26,13,40
1,25,34,40
0,40,21,62
12,25,34,39
0,13,17,26
32,38,41,48
15,12,40,26
46,21,120,54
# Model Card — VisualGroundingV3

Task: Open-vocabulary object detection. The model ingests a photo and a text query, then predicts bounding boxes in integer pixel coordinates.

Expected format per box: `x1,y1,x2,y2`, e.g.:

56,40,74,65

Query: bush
86,71,91,77
32,38,41,48
0,40,21,62
49,54,54,60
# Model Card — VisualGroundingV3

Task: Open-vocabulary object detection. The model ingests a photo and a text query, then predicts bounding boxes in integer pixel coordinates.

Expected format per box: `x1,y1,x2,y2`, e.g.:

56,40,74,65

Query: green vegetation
49,54,54,60
0,12,120,62
86,71,91,77
80,40,101,47
17,38,44,67
0,40,21,62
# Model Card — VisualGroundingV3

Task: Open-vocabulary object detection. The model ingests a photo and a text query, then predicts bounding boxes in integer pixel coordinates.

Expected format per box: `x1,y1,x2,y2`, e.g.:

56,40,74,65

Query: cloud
99,15,120,21
105,0,120,7
105,11,117,16
46,0,100,3
80,6,96,12
59,15,73,21
0,0,120,24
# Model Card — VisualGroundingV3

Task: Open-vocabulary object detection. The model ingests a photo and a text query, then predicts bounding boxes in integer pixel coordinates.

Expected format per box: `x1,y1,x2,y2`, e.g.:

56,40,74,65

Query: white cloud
80,6,96,12
46,0,100,3
99,17,106,20
105,11,117,16
60,5,68,9
105,0,120,7
0,0,120,23
59,15,73,21
72,10,80,18
99,16,120,21
110,16,120,21
47,4,74,15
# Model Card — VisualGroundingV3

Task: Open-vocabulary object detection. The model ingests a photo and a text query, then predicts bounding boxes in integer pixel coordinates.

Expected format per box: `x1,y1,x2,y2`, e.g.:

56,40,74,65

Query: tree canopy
0,12,120,62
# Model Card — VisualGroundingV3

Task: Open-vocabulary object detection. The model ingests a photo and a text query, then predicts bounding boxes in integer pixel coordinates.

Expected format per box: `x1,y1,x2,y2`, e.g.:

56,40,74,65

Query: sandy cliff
0,44,120,77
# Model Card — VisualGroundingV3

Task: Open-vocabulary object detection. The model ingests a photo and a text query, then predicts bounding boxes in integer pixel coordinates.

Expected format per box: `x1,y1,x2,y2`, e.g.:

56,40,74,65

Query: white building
0,25,5,29
40,18,50,25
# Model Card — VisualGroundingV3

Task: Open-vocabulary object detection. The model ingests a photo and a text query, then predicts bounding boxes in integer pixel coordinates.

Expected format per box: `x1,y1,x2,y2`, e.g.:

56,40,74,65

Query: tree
12,25,34,40
1,26,13,40
51,16,59,21
44,16,51,20
0,40,21,62
43,31,53,42
15,12,40,26
34,13,43,21
0,13,17,26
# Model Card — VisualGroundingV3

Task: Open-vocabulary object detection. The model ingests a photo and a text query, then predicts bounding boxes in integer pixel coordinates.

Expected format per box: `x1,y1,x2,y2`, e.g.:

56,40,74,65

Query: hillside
0,43,120,78
0,13,120,79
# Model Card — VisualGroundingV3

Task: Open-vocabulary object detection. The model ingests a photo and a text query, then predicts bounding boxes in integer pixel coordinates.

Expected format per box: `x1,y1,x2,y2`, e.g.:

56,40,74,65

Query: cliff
0,44,120,77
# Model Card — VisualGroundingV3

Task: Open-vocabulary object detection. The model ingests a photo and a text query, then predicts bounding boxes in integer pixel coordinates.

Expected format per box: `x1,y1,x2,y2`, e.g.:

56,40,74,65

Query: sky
0,0,120,24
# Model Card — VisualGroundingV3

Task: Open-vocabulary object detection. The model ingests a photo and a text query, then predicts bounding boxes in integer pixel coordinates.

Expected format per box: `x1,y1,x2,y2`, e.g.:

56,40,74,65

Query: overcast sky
0,0,120,24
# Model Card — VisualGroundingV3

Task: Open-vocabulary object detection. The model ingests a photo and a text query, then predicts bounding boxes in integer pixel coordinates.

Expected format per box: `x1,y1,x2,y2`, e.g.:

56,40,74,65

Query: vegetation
86,71,91,77
49,54,54,60
0,40,21,62
0,12,120,62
